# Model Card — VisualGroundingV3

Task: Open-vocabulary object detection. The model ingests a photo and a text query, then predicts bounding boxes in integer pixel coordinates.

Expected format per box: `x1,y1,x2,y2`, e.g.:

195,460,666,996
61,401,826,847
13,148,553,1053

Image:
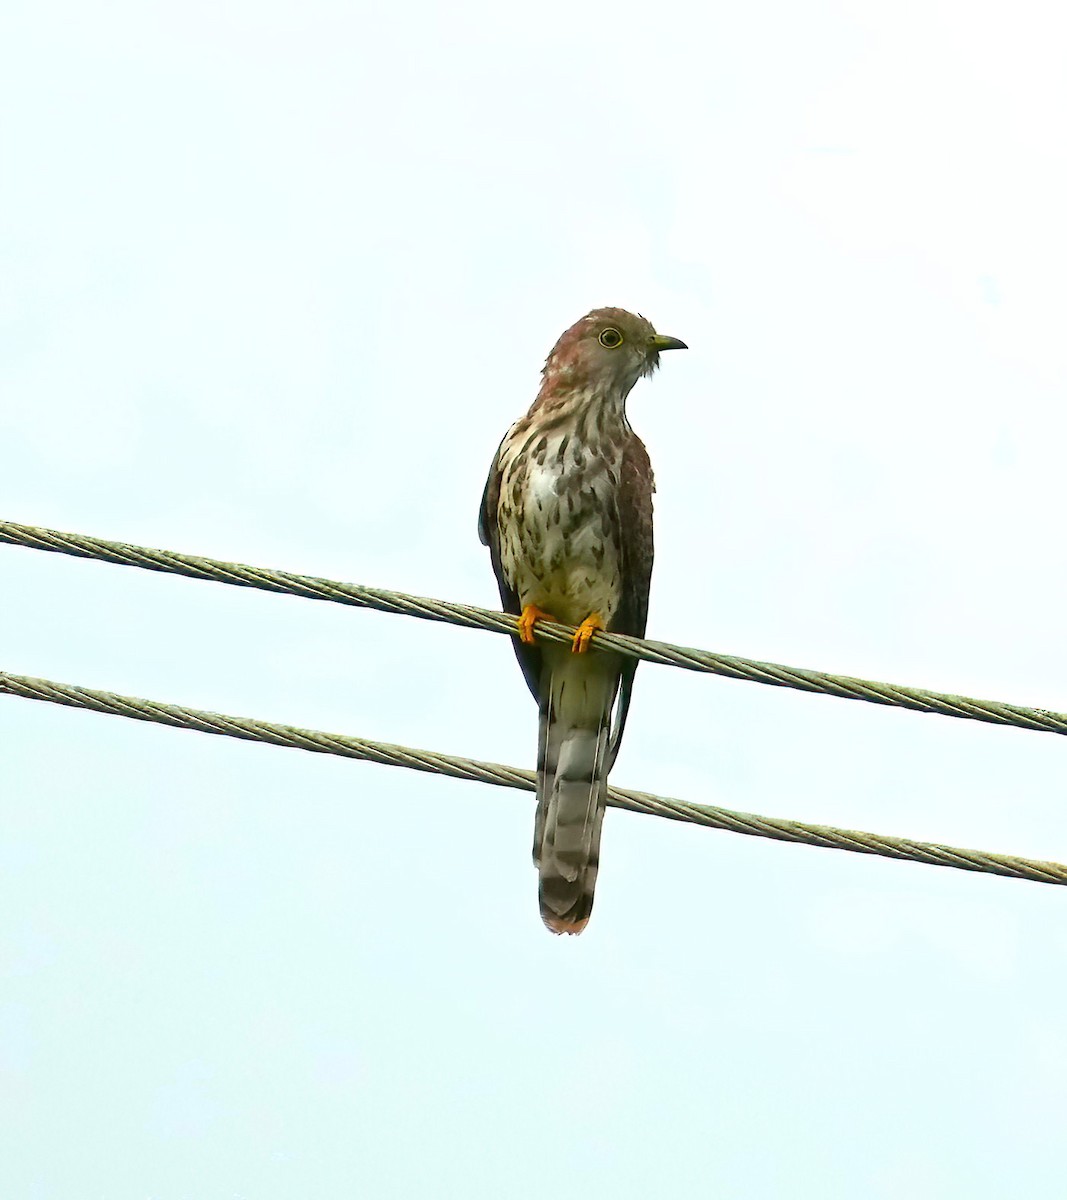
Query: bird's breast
497,423,625,625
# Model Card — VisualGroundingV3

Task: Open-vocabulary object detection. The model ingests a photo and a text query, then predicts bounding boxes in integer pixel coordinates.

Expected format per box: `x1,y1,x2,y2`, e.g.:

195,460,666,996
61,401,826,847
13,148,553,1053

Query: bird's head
539,307,687,403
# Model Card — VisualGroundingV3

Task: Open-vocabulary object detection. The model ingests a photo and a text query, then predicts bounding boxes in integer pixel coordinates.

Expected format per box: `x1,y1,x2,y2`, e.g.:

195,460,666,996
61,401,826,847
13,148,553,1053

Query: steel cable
2,519,1064,737
2,669,1065,887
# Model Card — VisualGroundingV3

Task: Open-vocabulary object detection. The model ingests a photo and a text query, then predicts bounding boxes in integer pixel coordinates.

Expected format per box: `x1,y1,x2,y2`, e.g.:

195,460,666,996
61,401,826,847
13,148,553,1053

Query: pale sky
3,1,1066,1196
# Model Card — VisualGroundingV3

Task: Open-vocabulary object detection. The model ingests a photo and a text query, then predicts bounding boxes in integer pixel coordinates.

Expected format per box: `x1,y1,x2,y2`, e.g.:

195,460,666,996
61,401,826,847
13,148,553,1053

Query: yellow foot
518,604,556,645
571,612,603,654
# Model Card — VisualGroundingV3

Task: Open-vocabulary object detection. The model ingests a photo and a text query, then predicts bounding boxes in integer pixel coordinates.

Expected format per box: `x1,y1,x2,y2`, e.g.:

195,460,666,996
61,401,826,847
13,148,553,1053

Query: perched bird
479,308,686,934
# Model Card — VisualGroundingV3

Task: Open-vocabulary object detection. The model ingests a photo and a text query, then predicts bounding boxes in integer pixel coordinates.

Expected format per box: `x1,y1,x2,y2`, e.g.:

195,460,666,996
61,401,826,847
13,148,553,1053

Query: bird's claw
572,613,603,654
518,605,556,645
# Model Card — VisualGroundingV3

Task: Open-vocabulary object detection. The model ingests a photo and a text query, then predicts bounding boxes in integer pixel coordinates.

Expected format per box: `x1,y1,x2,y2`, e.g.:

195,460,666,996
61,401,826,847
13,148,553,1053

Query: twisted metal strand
2,669,1064,887
2,518,1065,736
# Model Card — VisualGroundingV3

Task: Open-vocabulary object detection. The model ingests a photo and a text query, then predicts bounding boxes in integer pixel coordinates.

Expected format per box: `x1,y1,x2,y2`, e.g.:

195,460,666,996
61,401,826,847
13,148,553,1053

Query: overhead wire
2,518,1064,736
3,668,1064,887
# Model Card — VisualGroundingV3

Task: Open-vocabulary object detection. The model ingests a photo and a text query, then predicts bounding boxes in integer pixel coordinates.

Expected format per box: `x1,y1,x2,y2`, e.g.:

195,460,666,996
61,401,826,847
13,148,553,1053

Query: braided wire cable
2,518,1065,736
2,669,1065,887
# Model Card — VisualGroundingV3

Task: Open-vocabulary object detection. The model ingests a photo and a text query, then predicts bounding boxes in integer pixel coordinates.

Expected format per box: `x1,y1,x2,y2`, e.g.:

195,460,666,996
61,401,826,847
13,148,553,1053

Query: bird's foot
518,605,556,645
571,612,603,654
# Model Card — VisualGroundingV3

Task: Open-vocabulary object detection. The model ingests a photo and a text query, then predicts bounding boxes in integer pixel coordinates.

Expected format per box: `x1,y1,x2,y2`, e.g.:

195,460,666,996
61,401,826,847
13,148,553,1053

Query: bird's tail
533,650,618,935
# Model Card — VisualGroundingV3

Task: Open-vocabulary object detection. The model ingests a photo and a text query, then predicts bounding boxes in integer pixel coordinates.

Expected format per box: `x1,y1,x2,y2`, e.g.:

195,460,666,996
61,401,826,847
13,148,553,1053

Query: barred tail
533,652,616,935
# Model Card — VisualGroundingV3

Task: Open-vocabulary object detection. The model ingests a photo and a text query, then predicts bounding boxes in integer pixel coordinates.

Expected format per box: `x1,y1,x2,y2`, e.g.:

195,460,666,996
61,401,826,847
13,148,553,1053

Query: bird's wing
479,440,541,699
606,432,655,764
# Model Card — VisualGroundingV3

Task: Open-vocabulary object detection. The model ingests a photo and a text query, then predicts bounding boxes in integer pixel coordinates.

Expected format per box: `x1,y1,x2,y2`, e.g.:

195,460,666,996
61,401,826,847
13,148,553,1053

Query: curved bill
649,334,688,351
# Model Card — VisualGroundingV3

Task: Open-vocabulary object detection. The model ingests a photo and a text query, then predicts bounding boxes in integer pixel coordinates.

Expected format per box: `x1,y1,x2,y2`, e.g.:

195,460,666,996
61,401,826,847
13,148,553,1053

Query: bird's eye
599,328,623,348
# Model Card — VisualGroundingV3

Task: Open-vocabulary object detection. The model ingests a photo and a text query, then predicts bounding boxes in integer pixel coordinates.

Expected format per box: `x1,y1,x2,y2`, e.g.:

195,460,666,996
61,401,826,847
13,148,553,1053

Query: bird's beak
649,334,688,351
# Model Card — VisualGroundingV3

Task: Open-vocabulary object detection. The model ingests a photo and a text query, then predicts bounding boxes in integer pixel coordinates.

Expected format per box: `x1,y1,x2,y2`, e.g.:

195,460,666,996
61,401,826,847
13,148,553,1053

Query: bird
479,307,686,934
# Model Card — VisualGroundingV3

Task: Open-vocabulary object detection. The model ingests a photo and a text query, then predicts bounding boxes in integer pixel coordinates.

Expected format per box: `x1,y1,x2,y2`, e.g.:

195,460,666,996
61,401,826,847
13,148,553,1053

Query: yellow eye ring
599,328,623,348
